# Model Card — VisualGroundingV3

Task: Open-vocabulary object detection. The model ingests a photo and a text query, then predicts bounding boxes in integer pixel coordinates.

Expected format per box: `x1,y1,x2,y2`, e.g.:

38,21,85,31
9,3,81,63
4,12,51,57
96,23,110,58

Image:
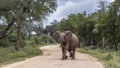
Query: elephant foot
69,53,72,58
61,58,66,60
61,56,68,60
65,56,68,59
69,51,73,58
71,57,75,60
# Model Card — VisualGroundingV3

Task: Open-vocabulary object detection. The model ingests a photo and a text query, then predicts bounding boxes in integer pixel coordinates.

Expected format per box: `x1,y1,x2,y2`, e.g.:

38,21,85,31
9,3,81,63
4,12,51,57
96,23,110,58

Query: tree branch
0,17,15,39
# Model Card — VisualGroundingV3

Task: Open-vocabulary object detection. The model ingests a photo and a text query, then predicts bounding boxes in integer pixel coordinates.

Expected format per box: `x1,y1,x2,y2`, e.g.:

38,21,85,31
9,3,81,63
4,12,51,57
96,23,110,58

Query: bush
0,32,17,47
0,39,10,47
8,32,17,42
20,40,27,48
31,34,54,45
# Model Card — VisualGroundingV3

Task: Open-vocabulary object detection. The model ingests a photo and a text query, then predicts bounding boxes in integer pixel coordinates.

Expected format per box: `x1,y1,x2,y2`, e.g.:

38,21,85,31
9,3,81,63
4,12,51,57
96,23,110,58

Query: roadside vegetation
77,46,120,68
0,45,42,66
0,34,54,66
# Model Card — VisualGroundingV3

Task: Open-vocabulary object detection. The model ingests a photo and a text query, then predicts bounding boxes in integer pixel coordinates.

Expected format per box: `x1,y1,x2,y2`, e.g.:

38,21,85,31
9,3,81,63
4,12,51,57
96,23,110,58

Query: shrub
8,33,17,42
32,34,54,45
0,39,10,47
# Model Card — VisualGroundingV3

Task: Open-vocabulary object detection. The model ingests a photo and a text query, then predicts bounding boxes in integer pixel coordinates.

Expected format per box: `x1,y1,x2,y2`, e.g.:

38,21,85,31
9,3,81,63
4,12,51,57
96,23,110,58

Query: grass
77,46,120,68
0,45,43,66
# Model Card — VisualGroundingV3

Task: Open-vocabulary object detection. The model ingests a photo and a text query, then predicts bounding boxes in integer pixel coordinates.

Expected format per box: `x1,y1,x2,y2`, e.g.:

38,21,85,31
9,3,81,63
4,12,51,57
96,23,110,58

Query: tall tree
97,0,108,48
106,0,120,50
0,0,57,50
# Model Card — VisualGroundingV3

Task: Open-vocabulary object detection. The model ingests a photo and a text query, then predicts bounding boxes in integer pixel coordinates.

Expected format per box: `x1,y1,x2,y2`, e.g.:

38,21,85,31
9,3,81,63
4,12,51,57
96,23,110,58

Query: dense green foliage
46,0,120,50
31,34,55,45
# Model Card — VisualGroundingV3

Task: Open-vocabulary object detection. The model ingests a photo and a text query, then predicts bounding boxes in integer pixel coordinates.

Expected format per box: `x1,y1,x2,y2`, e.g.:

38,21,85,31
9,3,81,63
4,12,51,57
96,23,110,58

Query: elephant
53,31,79,60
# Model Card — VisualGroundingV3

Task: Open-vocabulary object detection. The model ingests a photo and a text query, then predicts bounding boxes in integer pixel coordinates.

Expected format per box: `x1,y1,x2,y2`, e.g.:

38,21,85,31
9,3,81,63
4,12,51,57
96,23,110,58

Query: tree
105,0,120,50
0,0,57,50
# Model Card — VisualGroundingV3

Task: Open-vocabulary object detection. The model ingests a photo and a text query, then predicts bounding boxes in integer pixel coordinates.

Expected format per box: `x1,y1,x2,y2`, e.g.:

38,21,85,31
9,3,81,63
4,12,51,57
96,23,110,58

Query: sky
43,0,115,27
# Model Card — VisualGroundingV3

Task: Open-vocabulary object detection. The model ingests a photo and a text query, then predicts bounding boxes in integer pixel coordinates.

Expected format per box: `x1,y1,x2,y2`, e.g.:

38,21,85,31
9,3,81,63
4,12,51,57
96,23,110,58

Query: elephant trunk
61,42,67,48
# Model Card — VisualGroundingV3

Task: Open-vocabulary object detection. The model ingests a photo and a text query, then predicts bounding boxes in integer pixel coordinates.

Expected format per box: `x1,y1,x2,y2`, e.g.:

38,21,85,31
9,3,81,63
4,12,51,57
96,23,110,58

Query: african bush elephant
53,31,79,60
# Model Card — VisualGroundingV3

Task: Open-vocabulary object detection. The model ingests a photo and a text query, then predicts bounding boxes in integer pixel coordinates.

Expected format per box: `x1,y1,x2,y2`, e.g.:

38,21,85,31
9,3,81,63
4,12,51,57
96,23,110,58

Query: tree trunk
87,36,91,46
115,43,118,51
102,35,105,48
92,33,96,45
78,36,80,48
84,38,87,46
28,29,31,40
15,22,22,51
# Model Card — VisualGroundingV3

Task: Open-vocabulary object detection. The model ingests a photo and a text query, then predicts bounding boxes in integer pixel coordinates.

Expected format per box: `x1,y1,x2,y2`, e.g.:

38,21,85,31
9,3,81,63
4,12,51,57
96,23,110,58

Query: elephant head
64,31,72,42
53,31,66,43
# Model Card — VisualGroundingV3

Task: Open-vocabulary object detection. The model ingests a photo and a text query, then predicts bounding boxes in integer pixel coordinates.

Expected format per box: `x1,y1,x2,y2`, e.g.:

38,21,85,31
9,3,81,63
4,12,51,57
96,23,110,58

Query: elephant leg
71,49,76,59
61,47,65,60
68,50,72,58
61,47,68,60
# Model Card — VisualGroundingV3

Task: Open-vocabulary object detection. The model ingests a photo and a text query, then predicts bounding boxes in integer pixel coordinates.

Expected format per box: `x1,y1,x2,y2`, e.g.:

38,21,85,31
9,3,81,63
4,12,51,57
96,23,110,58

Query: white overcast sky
43,0,115,27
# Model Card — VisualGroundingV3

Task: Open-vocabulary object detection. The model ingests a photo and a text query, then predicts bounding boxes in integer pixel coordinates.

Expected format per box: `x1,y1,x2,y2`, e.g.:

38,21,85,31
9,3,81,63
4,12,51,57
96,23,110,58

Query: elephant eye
55,34,60,38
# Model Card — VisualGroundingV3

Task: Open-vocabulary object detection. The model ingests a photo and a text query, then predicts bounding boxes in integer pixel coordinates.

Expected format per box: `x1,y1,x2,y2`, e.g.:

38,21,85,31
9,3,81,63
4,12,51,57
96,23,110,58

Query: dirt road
2,45,104,68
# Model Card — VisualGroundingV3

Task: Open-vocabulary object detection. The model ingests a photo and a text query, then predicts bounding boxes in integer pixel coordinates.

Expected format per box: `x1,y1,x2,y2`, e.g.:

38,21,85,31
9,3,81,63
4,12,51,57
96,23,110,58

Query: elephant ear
53,31,60,42
64,31,72,42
